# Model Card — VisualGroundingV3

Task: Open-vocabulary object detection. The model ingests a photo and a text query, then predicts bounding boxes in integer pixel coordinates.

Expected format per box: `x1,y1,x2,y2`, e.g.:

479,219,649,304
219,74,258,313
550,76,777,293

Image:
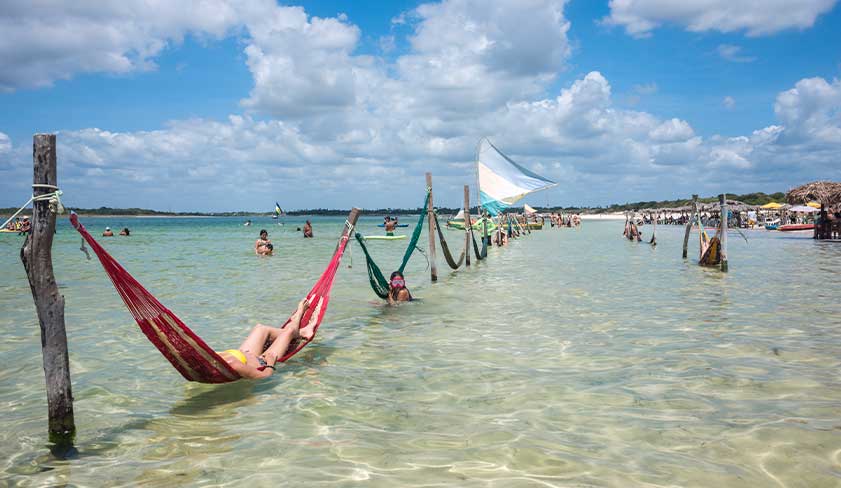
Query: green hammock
469,223,487,260
355,192,430,298
432,211,465,270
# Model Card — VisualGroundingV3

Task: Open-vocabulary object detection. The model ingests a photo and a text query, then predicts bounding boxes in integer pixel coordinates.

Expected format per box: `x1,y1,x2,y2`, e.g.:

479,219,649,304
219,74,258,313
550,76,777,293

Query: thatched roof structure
698,199,754,212
786,181,841,206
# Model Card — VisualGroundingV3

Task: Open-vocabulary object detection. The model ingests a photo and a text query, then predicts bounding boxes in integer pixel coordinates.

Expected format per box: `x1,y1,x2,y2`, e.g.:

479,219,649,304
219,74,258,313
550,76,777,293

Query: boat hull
778,224,814,232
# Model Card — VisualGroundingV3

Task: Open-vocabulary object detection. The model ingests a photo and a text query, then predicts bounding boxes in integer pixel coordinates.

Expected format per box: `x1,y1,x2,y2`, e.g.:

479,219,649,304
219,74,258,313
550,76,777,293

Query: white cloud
604,0,838,37
238,5,364,118
774,77,841,144
0,132,10,153
723,96,736,109
717,44,756,63
649,119,695,142
0,0,247,91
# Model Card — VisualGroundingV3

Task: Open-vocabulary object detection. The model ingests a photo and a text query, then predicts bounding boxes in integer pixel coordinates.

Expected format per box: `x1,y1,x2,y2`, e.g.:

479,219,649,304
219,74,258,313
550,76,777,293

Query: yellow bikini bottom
221,349,247,365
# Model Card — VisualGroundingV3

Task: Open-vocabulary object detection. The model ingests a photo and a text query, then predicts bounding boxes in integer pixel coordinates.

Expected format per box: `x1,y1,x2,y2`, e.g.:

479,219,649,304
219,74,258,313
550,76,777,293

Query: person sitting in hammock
387,271,412,304
218,299,316,379
255,229,273,255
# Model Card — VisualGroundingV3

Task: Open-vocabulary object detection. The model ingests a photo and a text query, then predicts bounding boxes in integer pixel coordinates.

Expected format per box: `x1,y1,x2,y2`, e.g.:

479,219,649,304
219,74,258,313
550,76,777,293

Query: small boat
763,218,780,230
0,228,21,234
778,223,814,232
446,218,498,234
363,235,407,240
377,223,409,228
525,222,543,230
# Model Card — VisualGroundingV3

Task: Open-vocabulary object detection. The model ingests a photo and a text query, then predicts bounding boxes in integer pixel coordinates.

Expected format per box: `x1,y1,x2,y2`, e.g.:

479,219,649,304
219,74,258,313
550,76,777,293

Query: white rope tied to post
343,219,355,268
0,185,65,230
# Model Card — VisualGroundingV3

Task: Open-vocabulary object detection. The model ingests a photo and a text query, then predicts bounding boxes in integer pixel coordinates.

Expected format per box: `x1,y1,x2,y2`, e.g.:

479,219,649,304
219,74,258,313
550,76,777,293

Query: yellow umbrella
761,202,782,209
806,201,821,208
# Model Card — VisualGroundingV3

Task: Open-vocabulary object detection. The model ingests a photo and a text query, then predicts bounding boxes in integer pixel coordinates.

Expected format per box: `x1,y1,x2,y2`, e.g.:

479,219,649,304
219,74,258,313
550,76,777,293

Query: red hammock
70,212,357,383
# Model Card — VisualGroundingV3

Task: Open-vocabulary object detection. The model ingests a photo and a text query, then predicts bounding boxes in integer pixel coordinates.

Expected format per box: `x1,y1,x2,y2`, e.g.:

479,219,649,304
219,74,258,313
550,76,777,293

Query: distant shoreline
0,190,787,219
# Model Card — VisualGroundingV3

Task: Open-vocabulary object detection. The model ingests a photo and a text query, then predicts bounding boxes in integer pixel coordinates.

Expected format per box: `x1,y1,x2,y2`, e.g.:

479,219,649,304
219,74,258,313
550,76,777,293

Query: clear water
1,217,839,487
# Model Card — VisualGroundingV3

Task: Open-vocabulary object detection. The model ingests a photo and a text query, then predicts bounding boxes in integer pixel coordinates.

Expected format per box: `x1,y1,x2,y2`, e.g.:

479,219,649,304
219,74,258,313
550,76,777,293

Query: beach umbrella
789,205,819,213
806,201,821,208
760,202,783,209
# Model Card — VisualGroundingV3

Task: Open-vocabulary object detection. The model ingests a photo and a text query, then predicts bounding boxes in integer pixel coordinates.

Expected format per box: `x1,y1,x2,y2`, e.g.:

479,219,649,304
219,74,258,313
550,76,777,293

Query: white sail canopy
523,204,537,214
477,139,556,216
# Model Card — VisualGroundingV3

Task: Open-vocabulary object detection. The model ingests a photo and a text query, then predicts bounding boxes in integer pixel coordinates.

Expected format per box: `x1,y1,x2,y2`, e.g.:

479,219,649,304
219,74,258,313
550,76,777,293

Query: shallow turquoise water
1,216,840,487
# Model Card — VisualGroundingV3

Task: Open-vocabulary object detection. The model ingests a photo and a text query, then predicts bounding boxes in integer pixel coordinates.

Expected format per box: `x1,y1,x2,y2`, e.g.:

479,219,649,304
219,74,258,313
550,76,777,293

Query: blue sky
1,0,840,211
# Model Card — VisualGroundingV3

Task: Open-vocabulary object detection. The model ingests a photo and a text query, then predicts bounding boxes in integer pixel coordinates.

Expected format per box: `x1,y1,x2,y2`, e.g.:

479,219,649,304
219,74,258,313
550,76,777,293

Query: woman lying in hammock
218,299,316,379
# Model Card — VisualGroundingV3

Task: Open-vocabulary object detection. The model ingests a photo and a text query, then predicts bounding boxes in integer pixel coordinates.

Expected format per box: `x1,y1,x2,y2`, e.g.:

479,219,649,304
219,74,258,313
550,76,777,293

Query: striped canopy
477,139,556,216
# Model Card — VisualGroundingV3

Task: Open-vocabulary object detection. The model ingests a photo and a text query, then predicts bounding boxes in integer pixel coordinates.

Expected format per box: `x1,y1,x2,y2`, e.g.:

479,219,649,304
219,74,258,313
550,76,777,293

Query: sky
1,0,840,212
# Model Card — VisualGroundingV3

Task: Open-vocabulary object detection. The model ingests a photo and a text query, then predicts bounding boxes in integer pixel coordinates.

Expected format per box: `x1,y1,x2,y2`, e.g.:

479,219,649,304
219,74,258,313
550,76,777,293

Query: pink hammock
70,212,357,383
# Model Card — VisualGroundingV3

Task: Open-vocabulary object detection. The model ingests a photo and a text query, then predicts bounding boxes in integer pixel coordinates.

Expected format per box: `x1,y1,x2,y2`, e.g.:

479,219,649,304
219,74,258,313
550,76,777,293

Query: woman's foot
291,298,310,321
298,298,320,341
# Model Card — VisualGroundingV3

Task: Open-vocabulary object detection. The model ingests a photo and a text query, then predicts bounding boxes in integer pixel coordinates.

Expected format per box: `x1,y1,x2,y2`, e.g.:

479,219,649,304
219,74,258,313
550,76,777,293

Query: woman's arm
228,360,274,380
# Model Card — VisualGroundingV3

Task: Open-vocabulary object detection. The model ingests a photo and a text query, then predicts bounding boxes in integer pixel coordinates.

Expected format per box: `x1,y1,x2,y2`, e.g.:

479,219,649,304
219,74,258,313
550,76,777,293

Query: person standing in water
217,299,317,379
303,220,313,238
384,217,398,236
255,229,273,255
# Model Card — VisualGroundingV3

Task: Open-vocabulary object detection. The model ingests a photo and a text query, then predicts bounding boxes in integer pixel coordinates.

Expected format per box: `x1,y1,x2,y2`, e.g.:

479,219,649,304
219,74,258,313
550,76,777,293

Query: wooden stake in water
719,194,729,272
682,194,698,258
464,185,471,267
20,134,76,454
426,173,438,282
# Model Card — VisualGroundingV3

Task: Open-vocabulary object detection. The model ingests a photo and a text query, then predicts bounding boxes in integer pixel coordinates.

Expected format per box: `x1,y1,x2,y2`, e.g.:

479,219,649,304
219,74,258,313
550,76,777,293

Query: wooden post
20,134,76,453
650,212,657,246
682,194,698,258
425,173,438,282
464,185,471,267
719,194,728,272
482,210,489,246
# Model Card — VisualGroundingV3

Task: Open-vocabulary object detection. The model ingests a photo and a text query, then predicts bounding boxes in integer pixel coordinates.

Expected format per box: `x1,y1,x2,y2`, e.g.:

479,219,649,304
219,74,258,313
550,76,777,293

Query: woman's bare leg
260,299,310,365
298,297,322,340
238,324,273,354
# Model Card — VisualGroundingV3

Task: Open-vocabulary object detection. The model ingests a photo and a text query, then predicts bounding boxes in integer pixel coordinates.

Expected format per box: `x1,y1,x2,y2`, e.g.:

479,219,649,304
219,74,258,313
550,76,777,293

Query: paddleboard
364,235,407,240
377,223,409,228
0,229,20,234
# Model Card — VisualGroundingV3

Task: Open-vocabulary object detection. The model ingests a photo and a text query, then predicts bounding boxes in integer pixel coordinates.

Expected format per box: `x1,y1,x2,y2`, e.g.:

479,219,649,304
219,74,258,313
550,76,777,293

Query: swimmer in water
386,271,412,305
255,229,273,255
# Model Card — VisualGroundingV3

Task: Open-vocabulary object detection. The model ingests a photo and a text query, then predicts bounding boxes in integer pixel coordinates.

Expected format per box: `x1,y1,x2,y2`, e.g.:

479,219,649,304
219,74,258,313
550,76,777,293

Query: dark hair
259,229,268,236
265,243,274,250
390,271,404,280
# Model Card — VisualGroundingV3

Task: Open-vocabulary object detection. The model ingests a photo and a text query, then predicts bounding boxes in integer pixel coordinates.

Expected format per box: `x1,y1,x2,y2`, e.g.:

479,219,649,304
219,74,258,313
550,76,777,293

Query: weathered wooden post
425,173,438,282
682,194,698,258
650,211,657,246
719,194,728,272
20,134,75,453
464,185,471,267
